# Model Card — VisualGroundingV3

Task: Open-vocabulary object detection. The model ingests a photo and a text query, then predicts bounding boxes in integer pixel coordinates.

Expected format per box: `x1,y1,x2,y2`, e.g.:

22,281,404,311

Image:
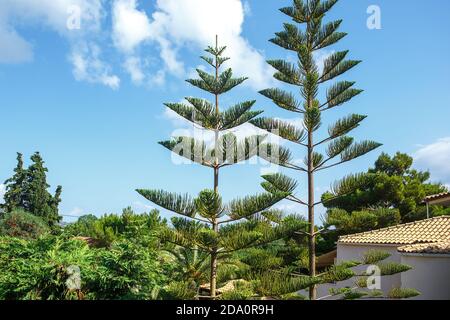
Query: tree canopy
322,152,448,222
1,152,62,227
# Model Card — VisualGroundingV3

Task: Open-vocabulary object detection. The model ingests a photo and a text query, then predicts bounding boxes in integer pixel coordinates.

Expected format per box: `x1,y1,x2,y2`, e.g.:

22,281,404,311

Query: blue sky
0,0,449,223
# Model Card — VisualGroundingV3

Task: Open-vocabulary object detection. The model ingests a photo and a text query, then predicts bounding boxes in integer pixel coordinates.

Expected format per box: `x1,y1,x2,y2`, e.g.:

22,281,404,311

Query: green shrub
160,281,197,300
377,262,412,276
362,250,391,265
63,208,165,248
219,281,254,300
0,209,50,239
0,235,168,300
388,288,420,299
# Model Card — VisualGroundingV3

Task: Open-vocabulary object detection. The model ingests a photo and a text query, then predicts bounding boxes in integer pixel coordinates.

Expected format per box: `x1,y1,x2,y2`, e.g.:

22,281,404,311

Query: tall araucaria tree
137,37,306,299
251,0,382,299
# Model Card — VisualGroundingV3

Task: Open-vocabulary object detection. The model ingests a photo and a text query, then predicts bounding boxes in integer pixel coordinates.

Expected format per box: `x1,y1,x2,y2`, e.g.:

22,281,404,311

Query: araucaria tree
137,37,305,299
251,0,381,299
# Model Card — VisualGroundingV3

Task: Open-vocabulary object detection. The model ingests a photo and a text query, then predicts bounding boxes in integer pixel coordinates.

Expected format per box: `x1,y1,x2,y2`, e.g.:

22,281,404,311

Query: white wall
401,254,450,300
300,243,450,300
335,243,402,296
298,244,402,299
337,243,401,263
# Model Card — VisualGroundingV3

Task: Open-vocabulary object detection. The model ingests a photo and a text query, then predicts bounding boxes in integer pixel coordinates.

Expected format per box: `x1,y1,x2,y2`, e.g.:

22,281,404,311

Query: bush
160,281,197,300
388,288,420,299
0,235,168,300
63,208,166,248
0,209,50,239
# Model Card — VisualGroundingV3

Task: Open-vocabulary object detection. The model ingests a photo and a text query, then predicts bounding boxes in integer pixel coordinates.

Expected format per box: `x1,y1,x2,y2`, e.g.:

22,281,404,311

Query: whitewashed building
335,215,450,300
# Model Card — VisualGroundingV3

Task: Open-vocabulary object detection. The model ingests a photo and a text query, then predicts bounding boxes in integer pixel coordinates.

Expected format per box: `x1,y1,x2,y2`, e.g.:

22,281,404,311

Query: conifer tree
137,37,305,298
251,0,382,299
2,152,62,226
1,153,27,213
24,152,62,226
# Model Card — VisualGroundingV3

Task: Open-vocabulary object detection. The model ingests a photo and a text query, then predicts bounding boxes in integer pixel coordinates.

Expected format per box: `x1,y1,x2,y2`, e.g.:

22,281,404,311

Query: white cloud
112,0,152,53
2,0,272,89
112,0,273,89
0,0,120,89
70,42,120,89
124,56,145,84
0,184,6,203
0,0,103,34
414,137,450,185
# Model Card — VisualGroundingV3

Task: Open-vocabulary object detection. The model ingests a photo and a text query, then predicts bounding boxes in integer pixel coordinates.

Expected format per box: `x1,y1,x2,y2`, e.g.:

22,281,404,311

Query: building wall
401,254,450,300
301,243,450,300
301,244,401,299
333,243,402,297
337,243,401,263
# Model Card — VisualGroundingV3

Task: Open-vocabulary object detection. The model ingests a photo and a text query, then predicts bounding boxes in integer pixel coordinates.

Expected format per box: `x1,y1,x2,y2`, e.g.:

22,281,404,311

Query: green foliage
252,271,318,298
252,1,382,301
0,209,50,239
362,250,391,265
329,287,368,300
261,173,298,194
0,235,168,300
250,118,306,144
320,208,401,251
64,207,166,248
160,281,197,300
85,240,166,300
376,262,412,276
322,152,447,222
1,152,62,227
1,153,27,212
388,288,420,299
219,281,254,300
320,264,355,284
195,190,224,220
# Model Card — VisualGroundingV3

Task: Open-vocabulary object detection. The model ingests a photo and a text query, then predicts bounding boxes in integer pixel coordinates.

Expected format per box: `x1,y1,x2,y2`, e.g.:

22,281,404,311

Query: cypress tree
2,152,62,226
1,153,27,213
137,37,305,298
24,152,62,226
251,0,382,299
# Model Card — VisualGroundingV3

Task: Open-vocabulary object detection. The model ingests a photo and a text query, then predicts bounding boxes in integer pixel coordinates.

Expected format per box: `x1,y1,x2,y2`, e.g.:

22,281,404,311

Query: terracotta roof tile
398,242,450,254
423,192,450,202
338,216,450,245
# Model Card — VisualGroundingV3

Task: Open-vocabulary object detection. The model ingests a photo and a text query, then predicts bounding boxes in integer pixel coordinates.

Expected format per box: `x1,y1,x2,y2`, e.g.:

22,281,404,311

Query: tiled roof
398,242,450,254
338,216,450,245
423,192,450,202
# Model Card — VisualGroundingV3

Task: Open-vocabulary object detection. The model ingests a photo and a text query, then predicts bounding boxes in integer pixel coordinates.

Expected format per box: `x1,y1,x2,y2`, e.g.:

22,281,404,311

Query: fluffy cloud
0,0,120,88
70,42,120,89
112,0,273,89
2,0,272,89
414,137,450,185
112,0,152,53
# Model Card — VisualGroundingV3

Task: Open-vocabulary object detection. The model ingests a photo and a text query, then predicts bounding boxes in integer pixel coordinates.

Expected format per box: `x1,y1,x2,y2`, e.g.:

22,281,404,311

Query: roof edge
338,215,450,244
